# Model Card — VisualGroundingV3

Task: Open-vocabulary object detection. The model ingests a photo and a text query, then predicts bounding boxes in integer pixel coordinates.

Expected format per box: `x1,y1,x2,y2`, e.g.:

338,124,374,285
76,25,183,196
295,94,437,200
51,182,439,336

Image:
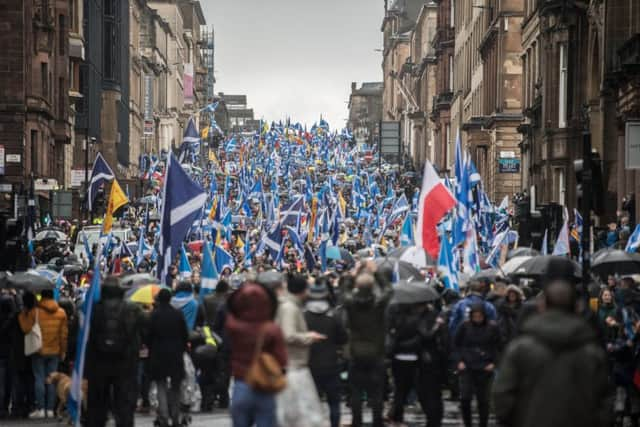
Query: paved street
2,398,495,426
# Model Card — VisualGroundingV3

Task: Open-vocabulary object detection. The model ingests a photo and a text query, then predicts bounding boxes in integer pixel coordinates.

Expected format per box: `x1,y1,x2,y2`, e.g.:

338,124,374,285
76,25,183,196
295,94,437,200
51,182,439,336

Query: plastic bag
180,352,202,412
276,367,327,427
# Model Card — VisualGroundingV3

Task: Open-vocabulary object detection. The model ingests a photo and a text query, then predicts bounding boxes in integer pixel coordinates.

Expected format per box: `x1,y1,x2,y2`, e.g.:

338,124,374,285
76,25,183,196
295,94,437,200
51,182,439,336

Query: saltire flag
463,227,481,274
135,229,152,267
117,239,134,259
285,226,305,257
200,241,218,296
102,179,128,235
400,214,414,247
183,117,200,145
541,229,549,256
626,224,640,253
304,244,316,271
214,244,235,273
225,137,238,152
280,195,305,226
552,214,571,256
467,158,482,187
416,161,456,259
87,152,115,212
83,231,94,265
53,270,64,301
263,224,283,260
68,234,107,425
390,194,410,220
157,153,207,283
438,234,459,292
179,245,192,280
486,229,512,268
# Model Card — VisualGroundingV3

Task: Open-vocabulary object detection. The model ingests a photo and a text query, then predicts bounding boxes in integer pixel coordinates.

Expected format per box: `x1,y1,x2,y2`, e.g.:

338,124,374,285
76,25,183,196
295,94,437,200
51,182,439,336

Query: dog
46,372,88,423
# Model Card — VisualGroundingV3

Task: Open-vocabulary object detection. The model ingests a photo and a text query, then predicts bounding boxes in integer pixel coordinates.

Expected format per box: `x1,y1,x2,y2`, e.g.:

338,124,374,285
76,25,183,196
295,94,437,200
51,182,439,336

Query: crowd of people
2,253,638,427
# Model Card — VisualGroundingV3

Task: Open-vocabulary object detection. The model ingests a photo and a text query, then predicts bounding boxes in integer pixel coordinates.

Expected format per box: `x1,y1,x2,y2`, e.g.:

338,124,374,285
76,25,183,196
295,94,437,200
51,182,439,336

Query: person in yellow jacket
20,289,68,419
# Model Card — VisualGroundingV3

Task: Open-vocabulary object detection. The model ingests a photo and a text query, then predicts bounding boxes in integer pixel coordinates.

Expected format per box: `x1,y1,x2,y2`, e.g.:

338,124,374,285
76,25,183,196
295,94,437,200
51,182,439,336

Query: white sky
201,0,384,130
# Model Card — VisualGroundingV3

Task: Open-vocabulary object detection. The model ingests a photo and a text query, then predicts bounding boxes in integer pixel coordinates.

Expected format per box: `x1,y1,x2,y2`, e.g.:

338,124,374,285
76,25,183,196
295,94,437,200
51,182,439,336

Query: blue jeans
230,380,276,427
32,355,59,411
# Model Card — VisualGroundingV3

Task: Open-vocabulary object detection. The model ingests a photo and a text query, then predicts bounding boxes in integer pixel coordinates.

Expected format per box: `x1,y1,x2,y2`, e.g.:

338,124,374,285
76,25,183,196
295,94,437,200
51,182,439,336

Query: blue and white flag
183,117,200,145
552,217,571,256
263,224,283,260
463,227,481,274
87,152,115,211
285,226,305,257
400,214,414,247
157,153,207,283
280,195,305,227
179,245,192,280
200,242,218,295
626,224,640,253
541,229,549,256
438,235,459,292
214,244,235,273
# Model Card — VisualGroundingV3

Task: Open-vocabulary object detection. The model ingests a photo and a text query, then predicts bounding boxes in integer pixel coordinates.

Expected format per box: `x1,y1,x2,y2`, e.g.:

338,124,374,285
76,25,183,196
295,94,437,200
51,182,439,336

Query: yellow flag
103,179,128,234
201,127,209,139
208,196,218,221
236,236,245,249
209,150,218,163
338,191,347,217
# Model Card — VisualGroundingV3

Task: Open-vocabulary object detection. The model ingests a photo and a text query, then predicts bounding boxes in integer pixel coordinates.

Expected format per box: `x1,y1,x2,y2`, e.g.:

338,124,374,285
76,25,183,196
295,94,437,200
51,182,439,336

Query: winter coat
497,300,523,346
416,307,448,378
171,291,203,331
0,296,15,359
492,309,608,427
276,292,312,370
147,302,189,381
304,300,347,376
387,303,424,357
453,319,500,370
225,283,287,380
21,298,68,357
344,285,392,363
86,293,144,377
448,293,497,337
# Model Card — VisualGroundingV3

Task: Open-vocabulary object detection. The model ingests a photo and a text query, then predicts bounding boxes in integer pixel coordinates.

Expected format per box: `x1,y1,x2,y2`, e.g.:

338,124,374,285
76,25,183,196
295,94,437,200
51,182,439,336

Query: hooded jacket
453,304,500,370
225,283,287,380
304,299,347,376
493,309,608,427
344,285,392,362
21,298,68,356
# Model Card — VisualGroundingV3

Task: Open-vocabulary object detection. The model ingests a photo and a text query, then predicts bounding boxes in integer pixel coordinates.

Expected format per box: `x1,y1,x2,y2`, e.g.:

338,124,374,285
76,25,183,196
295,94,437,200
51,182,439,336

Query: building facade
347,82,383,147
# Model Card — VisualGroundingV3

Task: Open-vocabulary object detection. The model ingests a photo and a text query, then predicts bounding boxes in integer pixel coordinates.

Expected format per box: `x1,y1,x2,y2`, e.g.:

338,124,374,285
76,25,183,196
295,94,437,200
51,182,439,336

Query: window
553,168,566,206
59,14,65,54
103,0,119,81
559,43,568,128
450,0,455,28
449,55,454,92
58,77,65,116
30,130,38,174
41,62,48,99
445,123,451,168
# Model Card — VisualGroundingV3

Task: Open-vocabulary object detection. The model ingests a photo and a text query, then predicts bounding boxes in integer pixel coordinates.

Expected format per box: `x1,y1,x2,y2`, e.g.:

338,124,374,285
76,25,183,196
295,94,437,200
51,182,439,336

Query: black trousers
87,371,138,427
311,371,342,427
459,369,491,427
390,359,418,422
390,359,444,427
349,360,384,427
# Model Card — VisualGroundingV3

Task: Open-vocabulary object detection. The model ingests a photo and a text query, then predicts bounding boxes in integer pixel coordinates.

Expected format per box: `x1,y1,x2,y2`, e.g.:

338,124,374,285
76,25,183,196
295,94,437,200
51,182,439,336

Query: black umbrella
471,268,504,283
119,273,158,289
391,280,440,304
6,272,55,292
63,264,84,275
591,249,640,278
507,247,540,260
375,258,423,281
511,255,582,282
0,271,10,288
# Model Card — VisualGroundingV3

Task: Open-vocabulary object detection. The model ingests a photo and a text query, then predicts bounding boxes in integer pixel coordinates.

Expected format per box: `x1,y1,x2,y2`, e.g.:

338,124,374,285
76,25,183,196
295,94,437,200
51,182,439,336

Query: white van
74,225,131,265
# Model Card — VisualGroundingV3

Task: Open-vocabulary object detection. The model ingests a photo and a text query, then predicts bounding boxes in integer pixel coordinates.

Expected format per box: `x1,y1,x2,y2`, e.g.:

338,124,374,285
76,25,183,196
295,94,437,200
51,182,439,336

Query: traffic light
574,152,605,216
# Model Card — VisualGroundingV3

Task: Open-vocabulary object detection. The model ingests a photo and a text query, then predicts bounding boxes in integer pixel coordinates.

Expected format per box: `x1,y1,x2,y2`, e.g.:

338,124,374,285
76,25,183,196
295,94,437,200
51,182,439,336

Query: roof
389,0,425,33
352,82,384,96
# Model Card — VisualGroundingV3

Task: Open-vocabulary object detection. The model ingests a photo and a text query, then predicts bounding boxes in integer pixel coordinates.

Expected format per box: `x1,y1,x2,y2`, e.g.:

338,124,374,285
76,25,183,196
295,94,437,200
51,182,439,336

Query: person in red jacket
225,282,287,427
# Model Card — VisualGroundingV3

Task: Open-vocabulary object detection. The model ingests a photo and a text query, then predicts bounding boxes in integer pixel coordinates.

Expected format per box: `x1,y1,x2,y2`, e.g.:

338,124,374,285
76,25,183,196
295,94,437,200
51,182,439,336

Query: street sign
34,178,59,191
0,145,4,175
379,121,401,165
144,120,154,136
625,121,640,169
5,154,21,163
0,183,11,192
498,158,521,173
71,169,89,188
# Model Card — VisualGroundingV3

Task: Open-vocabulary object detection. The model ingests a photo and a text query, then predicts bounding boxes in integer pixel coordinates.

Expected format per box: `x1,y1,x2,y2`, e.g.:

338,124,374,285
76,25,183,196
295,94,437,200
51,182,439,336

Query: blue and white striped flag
626,224,640,253
87,152,115,211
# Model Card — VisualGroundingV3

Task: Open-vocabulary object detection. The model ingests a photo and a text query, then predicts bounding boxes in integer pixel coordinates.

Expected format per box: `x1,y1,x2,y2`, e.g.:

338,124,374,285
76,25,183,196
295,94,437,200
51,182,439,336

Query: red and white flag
416,161,456,258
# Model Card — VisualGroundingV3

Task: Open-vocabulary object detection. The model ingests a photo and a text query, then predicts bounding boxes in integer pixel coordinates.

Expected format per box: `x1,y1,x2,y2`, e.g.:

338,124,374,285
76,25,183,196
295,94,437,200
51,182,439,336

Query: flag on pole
179,245,192,280
438,235,459,292
87,152,115,212
541,229,548,256
416,161,456,258
552,219,571,256
102,179,128,235
400,214,414,247
626,224,640,253
157,153,207,283
200,242,218,296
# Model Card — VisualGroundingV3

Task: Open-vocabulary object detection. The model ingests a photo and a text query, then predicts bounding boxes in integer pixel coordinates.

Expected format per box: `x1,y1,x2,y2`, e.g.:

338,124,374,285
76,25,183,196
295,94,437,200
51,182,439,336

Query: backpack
95,301,128,357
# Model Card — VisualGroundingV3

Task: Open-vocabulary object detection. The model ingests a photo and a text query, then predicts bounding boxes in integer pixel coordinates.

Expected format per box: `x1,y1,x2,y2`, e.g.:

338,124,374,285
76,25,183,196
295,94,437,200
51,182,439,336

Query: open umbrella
507,247,540,260
375,258,423,281
6,271,55,292
120,273,158,289
471,269,504,283
35,229,67,241
126,284,166,304
591,249,640,278
511,255,582,282
325,245,341,260
500,256,533,275
388,246,436,269
391,280,440,304
0,271,11,288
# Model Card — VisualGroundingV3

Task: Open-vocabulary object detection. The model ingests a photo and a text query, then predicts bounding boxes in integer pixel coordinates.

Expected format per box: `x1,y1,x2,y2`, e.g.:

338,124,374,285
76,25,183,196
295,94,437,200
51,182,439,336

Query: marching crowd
2,251,638,427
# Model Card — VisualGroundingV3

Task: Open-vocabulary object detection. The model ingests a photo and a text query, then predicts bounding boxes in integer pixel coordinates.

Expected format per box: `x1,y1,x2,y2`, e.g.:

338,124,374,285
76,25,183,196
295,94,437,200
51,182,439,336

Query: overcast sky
201,0,384,130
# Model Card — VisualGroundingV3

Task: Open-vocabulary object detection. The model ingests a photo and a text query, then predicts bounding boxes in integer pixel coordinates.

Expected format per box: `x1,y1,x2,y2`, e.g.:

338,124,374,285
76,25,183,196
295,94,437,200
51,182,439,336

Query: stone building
429,0,455,170
0,0,77,212
519,0,640,221
218,93,259,134
347,82,383,147
477,0,523,202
